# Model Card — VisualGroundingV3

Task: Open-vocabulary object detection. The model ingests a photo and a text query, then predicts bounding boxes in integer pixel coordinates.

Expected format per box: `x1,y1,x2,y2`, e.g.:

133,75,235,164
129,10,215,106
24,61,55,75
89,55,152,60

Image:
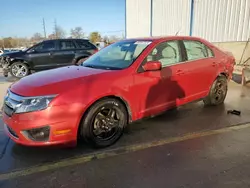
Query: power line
101,30,124,34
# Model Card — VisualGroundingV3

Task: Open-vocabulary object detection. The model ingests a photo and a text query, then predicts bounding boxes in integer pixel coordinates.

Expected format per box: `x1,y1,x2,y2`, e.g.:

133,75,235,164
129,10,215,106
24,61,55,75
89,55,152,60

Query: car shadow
144,67,185,117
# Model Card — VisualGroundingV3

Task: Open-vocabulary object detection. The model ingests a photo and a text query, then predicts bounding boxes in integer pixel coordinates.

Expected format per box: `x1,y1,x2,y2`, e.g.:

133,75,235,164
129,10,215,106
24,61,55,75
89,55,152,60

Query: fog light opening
23,126,50,142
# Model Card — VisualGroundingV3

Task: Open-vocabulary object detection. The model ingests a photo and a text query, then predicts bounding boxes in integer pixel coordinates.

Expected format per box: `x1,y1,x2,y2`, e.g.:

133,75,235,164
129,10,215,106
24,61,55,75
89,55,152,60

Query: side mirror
142,61,162,71
27,49,36,53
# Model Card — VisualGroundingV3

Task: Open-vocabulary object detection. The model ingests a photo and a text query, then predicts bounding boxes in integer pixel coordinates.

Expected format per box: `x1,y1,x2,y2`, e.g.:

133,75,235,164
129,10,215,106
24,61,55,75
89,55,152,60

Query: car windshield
81,40,152,70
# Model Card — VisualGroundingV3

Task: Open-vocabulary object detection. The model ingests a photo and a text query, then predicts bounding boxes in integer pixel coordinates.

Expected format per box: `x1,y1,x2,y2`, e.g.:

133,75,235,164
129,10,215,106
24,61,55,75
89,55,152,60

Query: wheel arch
75,54,91,63
10,59,30,68
218,72,228,79
82,95,132,123
77,95,132,139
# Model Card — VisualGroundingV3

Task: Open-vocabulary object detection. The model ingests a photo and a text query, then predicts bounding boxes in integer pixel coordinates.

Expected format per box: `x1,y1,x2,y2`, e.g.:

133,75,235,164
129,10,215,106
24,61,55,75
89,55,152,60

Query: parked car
0,49,10,56
0,39,98,78
3,36,235,148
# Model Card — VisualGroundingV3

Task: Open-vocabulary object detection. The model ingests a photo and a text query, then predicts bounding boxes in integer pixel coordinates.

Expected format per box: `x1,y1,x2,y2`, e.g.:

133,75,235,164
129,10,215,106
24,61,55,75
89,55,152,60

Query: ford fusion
3,36,235,147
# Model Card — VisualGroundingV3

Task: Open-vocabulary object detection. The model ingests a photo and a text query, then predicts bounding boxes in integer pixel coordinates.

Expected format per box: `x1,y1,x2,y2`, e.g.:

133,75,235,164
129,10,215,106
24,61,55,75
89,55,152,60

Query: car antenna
175,30,180,36
175,27,182,36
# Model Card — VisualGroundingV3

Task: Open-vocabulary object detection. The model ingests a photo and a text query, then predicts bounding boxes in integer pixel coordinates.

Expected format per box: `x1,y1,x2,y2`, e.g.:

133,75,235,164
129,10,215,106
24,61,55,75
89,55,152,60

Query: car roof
43,38,89,42
123,36,206,42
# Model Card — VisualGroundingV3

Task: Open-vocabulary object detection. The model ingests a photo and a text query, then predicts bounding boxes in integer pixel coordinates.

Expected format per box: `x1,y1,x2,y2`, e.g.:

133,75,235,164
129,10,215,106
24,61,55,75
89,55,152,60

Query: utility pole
54,19,58,39
189,0,195,36
43,18,47,39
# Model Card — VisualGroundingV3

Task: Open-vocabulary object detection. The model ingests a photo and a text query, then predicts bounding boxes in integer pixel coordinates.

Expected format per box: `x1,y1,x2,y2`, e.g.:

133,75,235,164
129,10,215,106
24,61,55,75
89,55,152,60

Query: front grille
3,90,23,116
7,125,19,138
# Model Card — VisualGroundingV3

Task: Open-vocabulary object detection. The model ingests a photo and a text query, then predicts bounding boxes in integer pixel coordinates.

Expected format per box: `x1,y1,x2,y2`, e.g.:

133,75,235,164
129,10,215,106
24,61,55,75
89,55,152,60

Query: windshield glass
81,40,152,70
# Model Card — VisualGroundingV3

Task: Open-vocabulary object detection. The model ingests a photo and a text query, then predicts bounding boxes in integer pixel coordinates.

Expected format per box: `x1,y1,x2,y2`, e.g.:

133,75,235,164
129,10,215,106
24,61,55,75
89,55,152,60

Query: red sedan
3,36,235,147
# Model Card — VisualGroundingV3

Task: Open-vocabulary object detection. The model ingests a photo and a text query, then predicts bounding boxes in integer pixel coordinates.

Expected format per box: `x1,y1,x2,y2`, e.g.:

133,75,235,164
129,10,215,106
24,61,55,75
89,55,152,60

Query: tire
203,76,228,106
10,62,29,78
79,98,128,148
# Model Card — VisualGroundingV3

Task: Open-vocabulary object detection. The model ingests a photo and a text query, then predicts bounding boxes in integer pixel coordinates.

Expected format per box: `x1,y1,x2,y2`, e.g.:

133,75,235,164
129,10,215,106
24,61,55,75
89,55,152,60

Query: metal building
125,0,250,42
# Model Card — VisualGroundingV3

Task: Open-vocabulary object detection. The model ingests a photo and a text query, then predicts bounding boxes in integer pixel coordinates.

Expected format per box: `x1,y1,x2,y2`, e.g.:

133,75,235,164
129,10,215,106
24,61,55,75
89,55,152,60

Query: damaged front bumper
0,56,10,77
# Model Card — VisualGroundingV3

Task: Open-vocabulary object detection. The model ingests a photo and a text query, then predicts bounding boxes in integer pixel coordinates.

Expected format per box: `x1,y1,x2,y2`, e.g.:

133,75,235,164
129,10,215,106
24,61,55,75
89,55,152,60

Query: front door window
145,40,182,67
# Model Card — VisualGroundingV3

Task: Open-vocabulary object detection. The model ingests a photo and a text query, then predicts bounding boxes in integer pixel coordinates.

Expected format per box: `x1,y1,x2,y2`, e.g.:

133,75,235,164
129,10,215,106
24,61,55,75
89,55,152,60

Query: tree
48,34,56,39
89,32,101,43
31,33,43,42
0,38,4,48
54,25,66,39
2,37,13,48
70,27,84,38
103,35,109,44
109,35,120,43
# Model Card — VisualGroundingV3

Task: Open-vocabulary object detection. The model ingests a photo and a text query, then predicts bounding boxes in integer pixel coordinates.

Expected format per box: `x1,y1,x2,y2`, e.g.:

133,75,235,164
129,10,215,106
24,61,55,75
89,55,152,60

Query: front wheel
10,62,29,78
79,98,128,148
203,76,228,106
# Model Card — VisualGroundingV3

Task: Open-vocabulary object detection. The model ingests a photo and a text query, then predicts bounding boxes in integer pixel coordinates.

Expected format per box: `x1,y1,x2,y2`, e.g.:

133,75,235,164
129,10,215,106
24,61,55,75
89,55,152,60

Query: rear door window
59,40,76,50
183,40,208,61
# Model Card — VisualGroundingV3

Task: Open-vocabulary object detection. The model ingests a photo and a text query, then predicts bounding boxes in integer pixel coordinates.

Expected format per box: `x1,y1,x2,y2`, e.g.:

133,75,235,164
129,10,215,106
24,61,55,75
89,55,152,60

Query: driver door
28,40,57,70
133,40,186,117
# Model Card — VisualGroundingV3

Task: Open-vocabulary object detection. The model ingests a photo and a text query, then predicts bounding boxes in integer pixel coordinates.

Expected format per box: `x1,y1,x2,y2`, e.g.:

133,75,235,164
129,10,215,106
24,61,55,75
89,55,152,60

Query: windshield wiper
83,64,97,69
83,64,121,70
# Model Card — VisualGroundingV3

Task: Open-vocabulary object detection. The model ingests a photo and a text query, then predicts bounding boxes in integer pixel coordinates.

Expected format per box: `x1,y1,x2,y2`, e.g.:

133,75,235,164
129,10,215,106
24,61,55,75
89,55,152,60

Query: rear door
53,40,77,67
178,40,217,102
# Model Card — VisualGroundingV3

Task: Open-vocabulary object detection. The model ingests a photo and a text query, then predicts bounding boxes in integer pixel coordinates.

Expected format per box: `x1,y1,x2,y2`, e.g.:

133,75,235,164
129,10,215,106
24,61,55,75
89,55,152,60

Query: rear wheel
203,76,228,106
10,62,29,78
76,57,88,65
79,98,128,148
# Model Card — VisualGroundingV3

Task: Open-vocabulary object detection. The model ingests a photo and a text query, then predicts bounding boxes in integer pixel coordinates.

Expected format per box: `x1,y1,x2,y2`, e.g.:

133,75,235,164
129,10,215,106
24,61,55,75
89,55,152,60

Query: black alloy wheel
203,76,228,106
80,98,128,148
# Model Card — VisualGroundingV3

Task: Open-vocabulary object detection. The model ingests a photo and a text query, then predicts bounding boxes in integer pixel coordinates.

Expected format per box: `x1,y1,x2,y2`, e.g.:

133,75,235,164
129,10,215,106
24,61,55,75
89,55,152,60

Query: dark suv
0,39,98,78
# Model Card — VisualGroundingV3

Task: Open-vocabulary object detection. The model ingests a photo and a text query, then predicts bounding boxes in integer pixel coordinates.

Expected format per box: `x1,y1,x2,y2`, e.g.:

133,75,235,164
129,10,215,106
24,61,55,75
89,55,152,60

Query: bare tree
70,27,84,38
103,35,109,44
54,25,66,39
31,33,43,42
109,35,120,43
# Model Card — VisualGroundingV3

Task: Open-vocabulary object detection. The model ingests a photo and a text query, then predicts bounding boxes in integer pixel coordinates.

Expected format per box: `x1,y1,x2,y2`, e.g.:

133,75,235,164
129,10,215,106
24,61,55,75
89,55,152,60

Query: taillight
88,49,99,55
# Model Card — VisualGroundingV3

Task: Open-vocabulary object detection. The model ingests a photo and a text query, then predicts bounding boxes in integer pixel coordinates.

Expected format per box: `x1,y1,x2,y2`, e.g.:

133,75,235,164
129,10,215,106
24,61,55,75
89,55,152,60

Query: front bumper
2,104,83,146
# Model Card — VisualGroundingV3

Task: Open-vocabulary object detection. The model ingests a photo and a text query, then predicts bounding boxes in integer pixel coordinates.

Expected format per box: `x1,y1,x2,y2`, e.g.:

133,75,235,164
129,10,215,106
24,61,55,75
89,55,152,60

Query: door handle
176,70,184,75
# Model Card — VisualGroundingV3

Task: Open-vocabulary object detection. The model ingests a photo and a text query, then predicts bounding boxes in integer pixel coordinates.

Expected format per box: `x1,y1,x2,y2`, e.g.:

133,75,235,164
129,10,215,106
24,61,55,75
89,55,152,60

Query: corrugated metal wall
126,0,250,42
152,0,191,36
193,0,250,42
126,0,151,38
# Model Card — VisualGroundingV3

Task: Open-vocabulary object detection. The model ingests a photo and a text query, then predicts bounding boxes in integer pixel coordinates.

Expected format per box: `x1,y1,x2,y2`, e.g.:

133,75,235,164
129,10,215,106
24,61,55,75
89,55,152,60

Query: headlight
15,95,56,114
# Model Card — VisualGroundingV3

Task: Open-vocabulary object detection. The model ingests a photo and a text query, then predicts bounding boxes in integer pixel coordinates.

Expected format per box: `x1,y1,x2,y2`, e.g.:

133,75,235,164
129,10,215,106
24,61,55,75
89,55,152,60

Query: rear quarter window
207,46,214,57
76,40,97,50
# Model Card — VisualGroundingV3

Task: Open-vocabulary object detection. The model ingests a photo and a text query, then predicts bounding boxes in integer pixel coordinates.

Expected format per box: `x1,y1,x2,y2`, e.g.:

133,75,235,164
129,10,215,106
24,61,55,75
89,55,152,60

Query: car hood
10,66,110,96
1,50,24,58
